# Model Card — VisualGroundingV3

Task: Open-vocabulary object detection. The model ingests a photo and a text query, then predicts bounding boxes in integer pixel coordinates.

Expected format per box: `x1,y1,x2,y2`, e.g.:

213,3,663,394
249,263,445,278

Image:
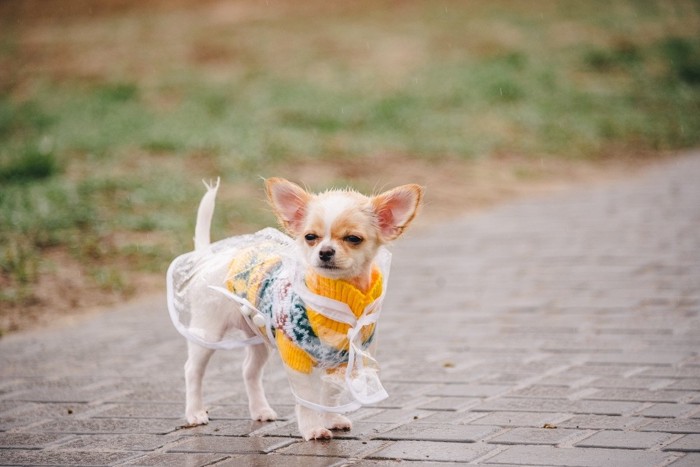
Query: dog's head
265,178,423,285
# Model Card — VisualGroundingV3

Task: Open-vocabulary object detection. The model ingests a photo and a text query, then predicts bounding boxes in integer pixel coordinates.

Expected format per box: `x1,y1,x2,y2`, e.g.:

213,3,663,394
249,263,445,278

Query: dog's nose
319,247,335,262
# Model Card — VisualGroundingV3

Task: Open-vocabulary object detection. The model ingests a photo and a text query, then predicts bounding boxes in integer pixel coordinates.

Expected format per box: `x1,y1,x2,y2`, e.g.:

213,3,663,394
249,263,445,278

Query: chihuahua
169,178,422,440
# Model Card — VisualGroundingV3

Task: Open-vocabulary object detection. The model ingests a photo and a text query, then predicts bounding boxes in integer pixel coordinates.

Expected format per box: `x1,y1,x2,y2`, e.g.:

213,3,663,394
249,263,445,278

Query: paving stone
176,419,268,437
330,421,398,440
214,454,348,467
376,423,500,442
167,435,293,454
92,402,185,419
356,409,432,424
486,445,673,466
473,397,643,415
471,411,571,428
663,434,700,452
667,379,700,390
639,403,699,418
575,430,673,450
0,449,138,466
583,389,693,403
587,377,672,389
427,384,511,398
668,453,700,466
488,427,585,446
51,433,171,451
277,439,387,457
369,440,496,463
558,415,645,430
417,397,480,411
5,387,128,404
263,420,395,440
120,452,228,466
640,419,700,434
564,364,647,378
0,432,72,449
509,386,575,399
27,418,179,435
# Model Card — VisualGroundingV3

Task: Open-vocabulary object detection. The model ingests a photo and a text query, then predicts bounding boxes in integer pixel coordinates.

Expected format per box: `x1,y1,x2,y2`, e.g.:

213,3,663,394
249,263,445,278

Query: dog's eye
304,233,318,243
344,235,363,245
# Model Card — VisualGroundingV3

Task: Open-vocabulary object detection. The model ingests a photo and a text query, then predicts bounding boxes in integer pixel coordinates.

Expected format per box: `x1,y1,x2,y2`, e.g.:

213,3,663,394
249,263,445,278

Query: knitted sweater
225,240,383,374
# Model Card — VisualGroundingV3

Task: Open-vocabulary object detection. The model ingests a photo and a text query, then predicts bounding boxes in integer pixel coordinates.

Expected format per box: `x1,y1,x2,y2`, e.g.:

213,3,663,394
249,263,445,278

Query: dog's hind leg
185,342,215,425
243,343,278,421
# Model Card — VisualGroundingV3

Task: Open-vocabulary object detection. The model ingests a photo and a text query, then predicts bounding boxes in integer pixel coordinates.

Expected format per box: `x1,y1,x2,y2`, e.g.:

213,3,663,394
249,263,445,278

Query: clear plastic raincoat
167,228,391,413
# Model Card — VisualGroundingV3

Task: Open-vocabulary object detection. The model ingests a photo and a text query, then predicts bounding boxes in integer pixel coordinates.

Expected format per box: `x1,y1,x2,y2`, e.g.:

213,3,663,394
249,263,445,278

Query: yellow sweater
277,268,383,373
225,242,383,374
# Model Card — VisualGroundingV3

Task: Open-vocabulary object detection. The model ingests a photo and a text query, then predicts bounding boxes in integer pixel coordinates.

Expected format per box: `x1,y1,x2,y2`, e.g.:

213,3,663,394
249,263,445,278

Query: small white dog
167,177,422,440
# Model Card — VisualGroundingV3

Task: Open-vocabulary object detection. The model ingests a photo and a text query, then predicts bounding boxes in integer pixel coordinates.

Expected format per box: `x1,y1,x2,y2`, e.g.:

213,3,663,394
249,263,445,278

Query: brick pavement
1,152,699,466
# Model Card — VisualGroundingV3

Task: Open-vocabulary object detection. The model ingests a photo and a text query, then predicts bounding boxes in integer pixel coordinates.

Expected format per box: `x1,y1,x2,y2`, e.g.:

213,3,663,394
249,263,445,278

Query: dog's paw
324,413,352,431
185,409,209,426
250,406,278,422
302,426,333,441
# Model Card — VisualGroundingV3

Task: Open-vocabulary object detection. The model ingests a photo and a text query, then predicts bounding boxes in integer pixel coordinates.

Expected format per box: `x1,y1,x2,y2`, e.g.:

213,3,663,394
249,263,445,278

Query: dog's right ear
265,178,311,237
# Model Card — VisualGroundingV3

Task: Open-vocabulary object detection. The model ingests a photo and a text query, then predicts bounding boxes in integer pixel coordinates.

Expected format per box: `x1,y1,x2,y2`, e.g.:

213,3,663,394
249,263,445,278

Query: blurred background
1,0,699,333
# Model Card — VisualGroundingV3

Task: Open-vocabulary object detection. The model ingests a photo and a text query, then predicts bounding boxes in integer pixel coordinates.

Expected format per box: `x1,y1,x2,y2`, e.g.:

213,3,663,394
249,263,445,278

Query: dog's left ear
265,178,311,237
372,184,424,242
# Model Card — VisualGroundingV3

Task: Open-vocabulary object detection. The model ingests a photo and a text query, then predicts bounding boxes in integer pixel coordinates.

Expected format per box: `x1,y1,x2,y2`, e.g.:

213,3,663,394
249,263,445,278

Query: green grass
1,0,699,321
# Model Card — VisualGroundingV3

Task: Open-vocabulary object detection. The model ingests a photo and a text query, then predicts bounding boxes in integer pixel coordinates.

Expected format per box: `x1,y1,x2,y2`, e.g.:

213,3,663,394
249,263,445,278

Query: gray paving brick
558,415,645,430
277,439,388,457
471,411,571,428
376,423,500,442
92,402,185,419
640,419,700,434
26,418,179,435
583,389,693,403
0,432,72,449
369,440,496,462
51,433,171,451
668,453,700,466
663,434,700,452
215,454,349,467
640,403,699,418
121,452,228,466
588,377,672,389
473,397,643,415
575,430,673,450
509,386,575,399
263,420,395,440
668,379,700,391
486,445,673,466
426,384,511,398
417,397,480,411
0,449,138,466
167,435,293,454
488,427,585,446
330,421,398,440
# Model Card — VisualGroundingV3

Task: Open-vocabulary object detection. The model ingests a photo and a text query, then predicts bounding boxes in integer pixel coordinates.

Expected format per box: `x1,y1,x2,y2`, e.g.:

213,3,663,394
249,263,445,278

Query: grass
1,0,699,331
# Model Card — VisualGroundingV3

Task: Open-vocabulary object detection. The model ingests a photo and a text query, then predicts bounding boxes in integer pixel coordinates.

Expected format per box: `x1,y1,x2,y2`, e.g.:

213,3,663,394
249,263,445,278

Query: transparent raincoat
167,228,391,413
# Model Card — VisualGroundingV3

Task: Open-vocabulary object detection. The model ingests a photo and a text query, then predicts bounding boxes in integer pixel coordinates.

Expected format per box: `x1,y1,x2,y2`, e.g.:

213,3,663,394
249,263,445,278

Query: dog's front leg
184,342,214,425
321,377,353,432
243,343,277,421
291,373,332,440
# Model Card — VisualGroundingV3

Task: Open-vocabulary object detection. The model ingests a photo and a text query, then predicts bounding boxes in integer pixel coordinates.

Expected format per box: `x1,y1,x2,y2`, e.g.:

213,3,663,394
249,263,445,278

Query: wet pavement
1,153,699,466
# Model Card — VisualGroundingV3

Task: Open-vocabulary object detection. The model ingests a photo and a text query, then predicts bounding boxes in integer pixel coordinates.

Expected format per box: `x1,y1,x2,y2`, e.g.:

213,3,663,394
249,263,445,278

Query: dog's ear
265,178,311,237
372,184,424,242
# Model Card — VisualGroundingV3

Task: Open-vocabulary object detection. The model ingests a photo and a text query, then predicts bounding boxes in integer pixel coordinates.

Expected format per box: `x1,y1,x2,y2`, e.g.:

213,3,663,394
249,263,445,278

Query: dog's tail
194,178,220,251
